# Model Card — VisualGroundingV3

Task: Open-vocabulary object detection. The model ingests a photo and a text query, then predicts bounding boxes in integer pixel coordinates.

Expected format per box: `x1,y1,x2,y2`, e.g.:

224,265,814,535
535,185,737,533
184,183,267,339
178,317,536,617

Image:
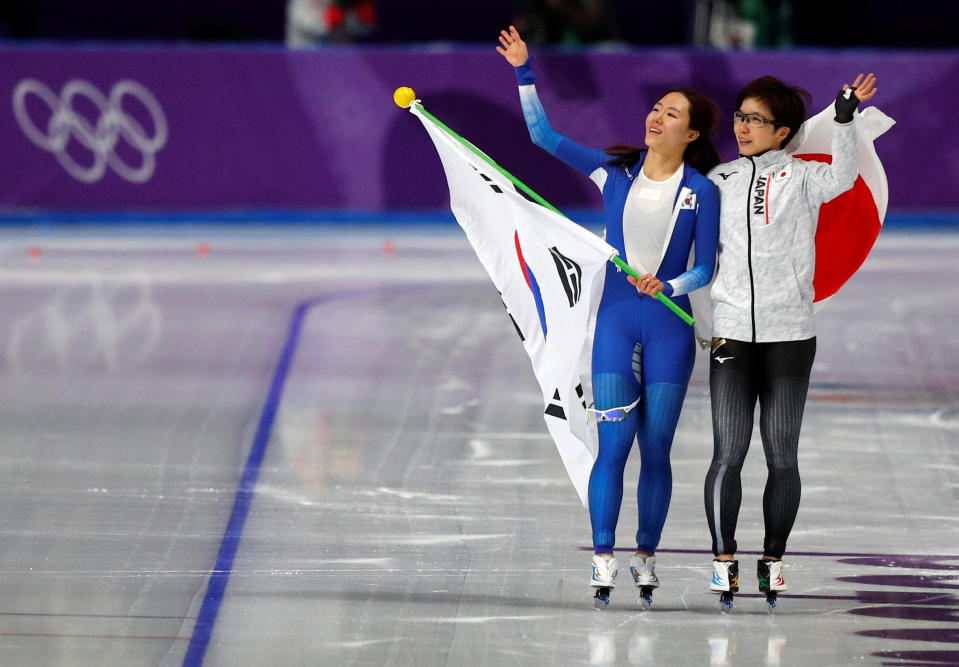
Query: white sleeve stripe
588,167,608,192
667,263,713,297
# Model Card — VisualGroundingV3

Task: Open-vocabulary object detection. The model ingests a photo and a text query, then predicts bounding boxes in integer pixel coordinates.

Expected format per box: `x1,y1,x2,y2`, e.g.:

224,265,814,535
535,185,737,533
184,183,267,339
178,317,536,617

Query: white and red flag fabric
412,104,614,505
788,103,896,303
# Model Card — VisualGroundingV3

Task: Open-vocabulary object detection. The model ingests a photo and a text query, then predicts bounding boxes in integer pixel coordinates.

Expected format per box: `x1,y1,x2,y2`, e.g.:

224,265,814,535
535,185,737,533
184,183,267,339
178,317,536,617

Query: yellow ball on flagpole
393,86,416,108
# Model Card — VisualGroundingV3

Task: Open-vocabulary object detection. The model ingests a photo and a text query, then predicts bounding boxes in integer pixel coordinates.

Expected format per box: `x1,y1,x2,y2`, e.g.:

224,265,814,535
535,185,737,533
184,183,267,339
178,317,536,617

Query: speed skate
590,554,618,609
630,553,660,609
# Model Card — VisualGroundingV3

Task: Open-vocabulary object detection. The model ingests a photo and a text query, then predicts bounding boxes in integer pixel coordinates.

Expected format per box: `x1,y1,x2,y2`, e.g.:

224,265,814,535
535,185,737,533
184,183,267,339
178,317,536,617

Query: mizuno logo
715,356,734,364
712,571,724,586
717,171,737,180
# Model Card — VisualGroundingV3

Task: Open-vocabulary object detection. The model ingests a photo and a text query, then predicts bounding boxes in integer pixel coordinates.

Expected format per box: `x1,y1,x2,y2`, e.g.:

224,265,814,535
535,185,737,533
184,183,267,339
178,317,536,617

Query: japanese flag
787,104,896,303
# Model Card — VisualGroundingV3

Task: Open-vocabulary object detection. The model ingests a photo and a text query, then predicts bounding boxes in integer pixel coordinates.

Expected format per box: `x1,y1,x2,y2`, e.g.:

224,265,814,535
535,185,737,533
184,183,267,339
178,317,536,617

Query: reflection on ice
8,271,162,372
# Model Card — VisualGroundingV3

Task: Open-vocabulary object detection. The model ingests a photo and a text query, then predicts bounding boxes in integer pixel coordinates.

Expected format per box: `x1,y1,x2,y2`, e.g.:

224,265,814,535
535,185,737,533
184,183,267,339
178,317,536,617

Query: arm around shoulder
693,178,720,282
665,177,719,297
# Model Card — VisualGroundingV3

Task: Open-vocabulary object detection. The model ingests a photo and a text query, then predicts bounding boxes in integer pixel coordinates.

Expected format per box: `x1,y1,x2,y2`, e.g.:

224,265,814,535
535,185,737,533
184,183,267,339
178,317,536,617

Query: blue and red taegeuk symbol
514,231,548,338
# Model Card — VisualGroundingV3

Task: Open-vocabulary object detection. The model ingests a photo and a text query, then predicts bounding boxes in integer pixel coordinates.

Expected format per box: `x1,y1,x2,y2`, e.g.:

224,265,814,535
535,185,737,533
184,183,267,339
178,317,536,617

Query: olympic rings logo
12,78,168,184
7,272,163,373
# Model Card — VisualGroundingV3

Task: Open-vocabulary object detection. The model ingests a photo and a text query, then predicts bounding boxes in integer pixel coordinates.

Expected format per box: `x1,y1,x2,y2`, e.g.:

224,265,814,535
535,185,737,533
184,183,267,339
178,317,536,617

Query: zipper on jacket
745,157,757,343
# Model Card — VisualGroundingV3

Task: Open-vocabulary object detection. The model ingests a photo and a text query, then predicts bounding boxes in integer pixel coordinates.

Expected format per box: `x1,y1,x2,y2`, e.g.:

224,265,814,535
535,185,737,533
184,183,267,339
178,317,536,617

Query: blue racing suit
514,61,719,553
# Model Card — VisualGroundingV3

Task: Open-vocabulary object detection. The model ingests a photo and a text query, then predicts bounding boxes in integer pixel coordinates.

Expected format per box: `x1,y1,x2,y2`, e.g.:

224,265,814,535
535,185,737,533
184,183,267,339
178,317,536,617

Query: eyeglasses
733,111,778,128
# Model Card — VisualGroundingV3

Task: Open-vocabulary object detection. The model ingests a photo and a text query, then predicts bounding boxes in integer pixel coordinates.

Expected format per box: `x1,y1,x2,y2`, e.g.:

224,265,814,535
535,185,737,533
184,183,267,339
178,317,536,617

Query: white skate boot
629,554,660,608
758,559,787,610
591,554,618,609
710,559,739,611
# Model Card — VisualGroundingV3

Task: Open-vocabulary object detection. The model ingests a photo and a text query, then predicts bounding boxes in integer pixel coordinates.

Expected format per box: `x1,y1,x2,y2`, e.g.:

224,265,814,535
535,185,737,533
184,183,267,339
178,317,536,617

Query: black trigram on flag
545,389,566,420
471,165,504,194
549,246,583,307
500,294,525,342
544,384,586,421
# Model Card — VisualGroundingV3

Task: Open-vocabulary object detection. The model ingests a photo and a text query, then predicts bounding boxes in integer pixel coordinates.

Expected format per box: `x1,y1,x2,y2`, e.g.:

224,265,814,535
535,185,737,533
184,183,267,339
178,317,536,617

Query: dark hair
605,87,721,175
736,76,812,148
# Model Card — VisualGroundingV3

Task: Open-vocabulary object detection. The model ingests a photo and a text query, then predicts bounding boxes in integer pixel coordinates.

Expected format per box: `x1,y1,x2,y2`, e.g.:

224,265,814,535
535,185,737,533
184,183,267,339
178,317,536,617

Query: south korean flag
411,103,616,506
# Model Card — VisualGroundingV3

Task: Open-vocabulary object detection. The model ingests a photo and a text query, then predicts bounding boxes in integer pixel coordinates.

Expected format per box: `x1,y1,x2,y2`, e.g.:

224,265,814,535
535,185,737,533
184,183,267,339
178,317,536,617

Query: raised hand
496,25,529,67
846,72,878,103
834,73,878,123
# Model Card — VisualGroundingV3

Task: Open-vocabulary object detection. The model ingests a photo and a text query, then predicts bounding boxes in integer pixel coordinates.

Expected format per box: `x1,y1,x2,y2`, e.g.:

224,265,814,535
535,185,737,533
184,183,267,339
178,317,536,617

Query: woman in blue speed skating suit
497,25,720,607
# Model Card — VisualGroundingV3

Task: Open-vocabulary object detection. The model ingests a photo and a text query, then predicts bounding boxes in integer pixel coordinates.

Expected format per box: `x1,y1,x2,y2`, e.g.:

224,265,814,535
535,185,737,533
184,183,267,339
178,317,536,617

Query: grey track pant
704,337,816,559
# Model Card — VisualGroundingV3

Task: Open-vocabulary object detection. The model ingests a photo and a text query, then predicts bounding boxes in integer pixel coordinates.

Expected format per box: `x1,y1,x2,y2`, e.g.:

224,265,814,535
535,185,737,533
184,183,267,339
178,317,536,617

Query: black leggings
704,337,816,559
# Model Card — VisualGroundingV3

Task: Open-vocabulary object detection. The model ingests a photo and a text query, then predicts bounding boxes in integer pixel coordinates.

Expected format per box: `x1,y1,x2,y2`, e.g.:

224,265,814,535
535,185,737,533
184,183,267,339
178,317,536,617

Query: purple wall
1,45,955,212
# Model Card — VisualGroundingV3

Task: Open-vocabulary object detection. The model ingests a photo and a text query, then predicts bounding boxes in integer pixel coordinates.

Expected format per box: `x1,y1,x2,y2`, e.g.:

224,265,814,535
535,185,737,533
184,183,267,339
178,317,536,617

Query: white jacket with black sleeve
707,120,858,343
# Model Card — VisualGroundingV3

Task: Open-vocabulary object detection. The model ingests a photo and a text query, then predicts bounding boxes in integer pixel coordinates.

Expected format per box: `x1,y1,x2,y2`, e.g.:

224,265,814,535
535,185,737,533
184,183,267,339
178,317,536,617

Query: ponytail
683,133,721,174
669,86,721,174
604,144,644,169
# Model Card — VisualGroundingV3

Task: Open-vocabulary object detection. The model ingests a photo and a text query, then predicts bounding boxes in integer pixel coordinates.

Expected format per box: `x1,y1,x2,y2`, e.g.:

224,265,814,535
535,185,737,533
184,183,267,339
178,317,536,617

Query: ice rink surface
0,224,957,666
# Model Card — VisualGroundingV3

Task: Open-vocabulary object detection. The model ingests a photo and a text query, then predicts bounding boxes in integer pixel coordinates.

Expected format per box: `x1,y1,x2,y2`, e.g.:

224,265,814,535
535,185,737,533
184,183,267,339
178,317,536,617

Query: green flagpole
395,87,694,327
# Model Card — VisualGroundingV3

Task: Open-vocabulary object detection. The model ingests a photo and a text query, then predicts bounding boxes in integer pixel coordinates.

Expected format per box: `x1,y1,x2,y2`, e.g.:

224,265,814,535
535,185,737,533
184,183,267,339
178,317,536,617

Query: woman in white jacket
704,73,877,608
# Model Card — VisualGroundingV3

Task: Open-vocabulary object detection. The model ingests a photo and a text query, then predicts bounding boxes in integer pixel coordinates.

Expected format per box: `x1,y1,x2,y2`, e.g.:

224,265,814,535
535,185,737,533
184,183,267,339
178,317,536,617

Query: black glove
834,87,859,123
